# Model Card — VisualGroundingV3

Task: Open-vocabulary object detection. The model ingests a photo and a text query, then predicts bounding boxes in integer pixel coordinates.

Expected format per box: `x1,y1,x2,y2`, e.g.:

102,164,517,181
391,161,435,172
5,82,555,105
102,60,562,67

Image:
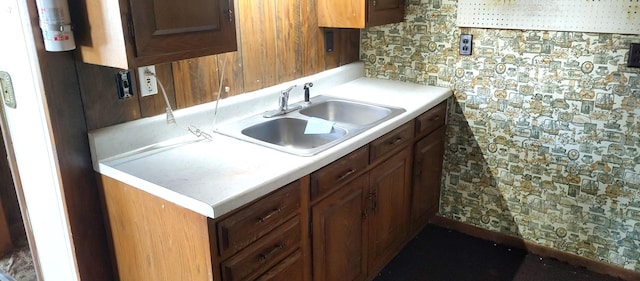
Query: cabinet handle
429,115,441,121
388,136,403,145
257,207,282,223
259,244,284,262
225,0,234,22
369,191,377,211
337,169,356,181
372,0,377,7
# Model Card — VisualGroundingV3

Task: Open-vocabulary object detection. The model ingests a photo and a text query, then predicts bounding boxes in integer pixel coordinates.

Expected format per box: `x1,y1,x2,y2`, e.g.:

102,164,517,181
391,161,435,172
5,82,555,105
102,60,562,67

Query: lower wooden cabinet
410,126,446,234
367,148,412,275
311,146,412,281
312,175,369,281
100,101,448,281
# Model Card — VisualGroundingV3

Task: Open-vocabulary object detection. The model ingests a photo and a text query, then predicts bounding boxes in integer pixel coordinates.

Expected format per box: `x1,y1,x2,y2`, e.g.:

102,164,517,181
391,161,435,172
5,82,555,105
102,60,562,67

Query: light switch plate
460,34,472,56
116,71,133,99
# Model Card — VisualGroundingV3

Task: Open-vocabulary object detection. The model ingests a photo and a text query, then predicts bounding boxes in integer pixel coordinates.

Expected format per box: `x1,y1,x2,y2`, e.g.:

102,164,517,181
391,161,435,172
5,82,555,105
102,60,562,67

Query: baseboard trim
430,216,640,281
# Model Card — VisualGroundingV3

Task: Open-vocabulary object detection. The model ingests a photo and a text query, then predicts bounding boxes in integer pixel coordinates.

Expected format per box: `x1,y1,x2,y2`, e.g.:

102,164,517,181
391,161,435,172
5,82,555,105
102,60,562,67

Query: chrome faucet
279,85,296,111
264,85,301,118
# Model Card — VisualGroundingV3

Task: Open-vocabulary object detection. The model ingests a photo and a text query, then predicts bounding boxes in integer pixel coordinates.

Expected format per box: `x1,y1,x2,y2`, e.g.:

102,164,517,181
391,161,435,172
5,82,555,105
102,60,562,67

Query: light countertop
89,62,452,218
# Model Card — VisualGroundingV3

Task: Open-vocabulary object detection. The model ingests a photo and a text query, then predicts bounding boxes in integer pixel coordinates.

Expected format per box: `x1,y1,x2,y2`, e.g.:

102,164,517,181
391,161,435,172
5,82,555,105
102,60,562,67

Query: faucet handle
279,85,297,111
281,85,297,95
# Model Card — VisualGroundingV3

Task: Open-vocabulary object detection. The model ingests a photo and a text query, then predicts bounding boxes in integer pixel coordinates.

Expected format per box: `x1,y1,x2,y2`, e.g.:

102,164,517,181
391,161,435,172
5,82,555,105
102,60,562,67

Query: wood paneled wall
79,0,360,131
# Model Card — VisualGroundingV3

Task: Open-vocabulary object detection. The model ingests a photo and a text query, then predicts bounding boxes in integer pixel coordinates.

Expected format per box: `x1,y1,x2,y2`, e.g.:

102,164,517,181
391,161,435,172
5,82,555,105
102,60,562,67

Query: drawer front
217,180,301,258
221,218,301,281
310,146,369,201
415,101,446,139
370,121,414,163
255,249,304,281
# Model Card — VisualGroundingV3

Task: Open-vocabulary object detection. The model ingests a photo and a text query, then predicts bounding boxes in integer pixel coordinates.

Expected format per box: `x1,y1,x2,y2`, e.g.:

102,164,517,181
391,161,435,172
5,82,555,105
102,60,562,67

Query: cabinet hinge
126,15,135,43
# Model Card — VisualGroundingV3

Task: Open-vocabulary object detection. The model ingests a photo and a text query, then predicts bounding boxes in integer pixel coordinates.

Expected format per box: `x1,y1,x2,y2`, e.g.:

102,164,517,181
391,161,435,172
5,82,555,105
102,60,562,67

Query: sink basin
300,100,393,126
241,117,346,150
215,95,405,156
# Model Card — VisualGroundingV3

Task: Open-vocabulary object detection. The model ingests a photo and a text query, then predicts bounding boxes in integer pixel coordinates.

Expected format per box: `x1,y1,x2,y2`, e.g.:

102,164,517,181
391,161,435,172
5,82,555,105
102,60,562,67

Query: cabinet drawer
370,121,414,163
217,181,301,258
310,146,369,201
415,101,446,139
255,249,304,281
221,218,301,281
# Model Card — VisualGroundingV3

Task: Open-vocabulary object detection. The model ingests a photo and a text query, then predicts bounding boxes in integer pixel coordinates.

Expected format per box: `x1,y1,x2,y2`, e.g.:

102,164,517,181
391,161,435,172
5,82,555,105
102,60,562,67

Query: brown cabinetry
409,101,447,235
311,122,413,281
317,0,405,28
212,180,307,281
367,148,411,274
312,175,369,281
100,100,448,281
72,0,237,69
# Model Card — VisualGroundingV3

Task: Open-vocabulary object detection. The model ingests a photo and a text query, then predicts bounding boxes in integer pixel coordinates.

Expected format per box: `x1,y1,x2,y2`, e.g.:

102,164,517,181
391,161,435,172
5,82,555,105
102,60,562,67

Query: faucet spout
264,85,301,118
279,85,297,111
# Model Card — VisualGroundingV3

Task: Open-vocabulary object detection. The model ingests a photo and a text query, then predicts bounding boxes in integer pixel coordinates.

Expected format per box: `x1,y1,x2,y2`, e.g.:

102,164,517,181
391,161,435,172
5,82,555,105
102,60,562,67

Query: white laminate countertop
89,62,452,218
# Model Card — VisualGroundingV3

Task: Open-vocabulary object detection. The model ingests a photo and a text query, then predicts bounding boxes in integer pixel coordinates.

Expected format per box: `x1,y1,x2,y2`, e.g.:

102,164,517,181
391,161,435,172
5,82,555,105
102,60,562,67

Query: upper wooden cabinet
71,0,237,69
317,0,405,28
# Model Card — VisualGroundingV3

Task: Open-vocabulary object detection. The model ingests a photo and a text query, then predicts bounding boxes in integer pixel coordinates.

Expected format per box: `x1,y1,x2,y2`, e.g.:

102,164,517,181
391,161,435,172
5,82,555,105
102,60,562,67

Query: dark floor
373,225,625,281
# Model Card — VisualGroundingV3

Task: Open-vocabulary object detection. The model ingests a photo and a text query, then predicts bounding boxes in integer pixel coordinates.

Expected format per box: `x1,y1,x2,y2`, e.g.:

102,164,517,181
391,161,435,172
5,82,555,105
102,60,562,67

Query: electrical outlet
460,34,472,56
138,66,158,96
629,43,640,68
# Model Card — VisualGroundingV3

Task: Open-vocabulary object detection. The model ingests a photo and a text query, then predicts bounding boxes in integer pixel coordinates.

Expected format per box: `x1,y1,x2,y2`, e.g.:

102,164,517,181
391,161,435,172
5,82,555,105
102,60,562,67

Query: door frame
0,0,79,279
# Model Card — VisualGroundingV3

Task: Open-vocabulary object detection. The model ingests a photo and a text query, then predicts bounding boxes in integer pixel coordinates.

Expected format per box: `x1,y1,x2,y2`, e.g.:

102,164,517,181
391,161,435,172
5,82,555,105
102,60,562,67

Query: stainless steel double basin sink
215,95,405,156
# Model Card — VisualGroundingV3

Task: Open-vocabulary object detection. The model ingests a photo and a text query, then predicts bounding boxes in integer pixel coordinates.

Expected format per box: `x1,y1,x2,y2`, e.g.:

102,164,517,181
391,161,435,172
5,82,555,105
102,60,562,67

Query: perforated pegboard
457,0,640,34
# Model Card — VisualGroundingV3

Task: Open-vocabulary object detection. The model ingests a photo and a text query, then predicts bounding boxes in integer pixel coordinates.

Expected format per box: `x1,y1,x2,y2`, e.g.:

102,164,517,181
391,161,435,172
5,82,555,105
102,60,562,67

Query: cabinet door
128,0,237,64
367,0,404,27
411,126,446,233
312,176,369,281
367,147,411,275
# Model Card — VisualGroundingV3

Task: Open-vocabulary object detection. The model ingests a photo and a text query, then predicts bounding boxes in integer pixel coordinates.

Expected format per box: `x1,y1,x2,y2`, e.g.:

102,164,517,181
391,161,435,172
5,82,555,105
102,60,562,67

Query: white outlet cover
137,66,158,97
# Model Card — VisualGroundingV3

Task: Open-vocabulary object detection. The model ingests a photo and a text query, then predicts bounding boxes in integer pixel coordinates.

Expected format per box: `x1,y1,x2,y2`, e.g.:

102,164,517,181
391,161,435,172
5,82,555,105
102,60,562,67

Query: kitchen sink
300,99,395,126
242,117,346,151
215,95,405,156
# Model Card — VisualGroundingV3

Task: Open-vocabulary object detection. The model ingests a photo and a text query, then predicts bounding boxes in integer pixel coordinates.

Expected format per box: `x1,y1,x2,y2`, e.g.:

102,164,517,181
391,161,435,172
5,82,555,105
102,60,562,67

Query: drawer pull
257,208,283,223
337,169,356,181
388,137,403,145
429,116,441,121
259,244,284,262
368,191,378,211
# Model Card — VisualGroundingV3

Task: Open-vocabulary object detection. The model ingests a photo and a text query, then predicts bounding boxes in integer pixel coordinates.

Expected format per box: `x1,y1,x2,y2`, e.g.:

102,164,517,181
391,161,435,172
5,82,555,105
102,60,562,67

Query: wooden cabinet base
100,175,213,281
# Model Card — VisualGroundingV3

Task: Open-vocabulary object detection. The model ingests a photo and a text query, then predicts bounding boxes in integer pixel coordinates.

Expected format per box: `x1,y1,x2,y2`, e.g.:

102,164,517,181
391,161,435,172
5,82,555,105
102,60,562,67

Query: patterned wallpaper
361,0,640,272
